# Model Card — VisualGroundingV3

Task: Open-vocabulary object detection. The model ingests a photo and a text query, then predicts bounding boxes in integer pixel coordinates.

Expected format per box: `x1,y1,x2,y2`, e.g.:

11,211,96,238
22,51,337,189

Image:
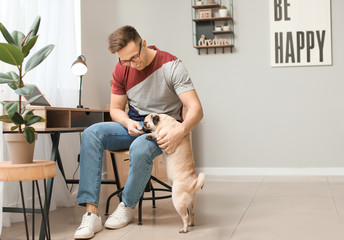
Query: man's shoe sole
104,220,133,229
74,226,103,239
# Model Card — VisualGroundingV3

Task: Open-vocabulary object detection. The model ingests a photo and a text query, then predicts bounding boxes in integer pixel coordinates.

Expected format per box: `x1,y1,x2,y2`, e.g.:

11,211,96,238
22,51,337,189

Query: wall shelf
191,0,234,55
193,44,234,54
212,30,233,34
193,16,232,22
192,3,220,9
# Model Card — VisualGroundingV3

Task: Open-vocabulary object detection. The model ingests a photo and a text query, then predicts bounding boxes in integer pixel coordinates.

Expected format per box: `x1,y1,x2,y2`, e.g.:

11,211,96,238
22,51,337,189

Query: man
74,25,203,239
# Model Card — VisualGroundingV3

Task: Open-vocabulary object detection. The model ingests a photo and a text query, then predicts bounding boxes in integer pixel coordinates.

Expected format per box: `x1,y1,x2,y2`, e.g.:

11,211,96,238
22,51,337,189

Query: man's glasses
119,41,142,66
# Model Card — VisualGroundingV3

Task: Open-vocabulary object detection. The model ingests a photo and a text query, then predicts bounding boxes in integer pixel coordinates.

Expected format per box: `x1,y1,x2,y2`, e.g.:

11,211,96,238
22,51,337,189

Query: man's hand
157,125,185,154
127,119,144,136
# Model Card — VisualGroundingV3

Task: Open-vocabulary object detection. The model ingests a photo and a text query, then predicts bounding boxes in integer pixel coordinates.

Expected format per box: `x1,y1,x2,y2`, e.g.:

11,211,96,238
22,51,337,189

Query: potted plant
204,0,215,4
219,6,228,17
196,0,203,5
223,21,230,31
215,25,222,31
0,16,54,164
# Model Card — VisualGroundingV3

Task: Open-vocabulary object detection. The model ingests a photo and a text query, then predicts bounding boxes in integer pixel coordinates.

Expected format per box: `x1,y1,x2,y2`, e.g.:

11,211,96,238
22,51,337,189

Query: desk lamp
71,55,88,108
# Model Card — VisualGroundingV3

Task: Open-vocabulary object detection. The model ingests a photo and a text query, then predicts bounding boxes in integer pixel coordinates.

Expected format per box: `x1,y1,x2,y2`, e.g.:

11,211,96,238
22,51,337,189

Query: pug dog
143,113,205,233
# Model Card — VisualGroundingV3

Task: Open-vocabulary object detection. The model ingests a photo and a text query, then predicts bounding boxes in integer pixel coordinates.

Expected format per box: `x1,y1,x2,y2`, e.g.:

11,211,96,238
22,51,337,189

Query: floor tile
2,176,344,240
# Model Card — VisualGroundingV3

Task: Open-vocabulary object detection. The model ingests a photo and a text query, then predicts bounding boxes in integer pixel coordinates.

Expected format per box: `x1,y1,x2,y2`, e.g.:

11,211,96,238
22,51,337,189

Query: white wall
81,0,344,171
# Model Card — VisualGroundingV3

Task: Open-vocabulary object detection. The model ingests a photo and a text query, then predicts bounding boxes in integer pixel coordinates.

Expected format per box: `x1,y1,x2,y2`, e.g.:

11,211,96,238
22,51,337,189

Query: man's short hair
108,25,142,54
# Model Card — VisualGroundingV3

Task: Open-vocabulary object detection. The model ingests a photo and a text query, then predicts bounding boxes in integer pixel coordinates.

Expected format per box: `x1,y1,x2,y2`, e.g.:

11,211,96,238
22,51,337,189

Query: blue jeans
77,121,162,207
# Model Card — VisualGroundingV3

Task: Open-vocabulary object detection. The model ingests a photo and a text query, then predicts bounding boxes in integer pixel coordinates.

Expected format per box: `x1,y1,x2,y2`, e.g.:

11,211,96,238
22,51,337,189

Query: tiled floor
2,175,344,240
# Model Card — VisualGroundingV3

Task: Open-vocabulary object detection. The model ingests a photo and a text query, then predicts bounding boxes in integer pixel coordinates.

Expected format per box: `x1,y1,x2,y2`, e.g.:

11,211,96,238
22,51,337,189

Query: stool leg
105,188,124,215
150,181,156,208
110,153,122,193
35,180,51,240
32,181,35,240
105,153,123,215
19,181,30,240
44,179,51,240
138,195,143,225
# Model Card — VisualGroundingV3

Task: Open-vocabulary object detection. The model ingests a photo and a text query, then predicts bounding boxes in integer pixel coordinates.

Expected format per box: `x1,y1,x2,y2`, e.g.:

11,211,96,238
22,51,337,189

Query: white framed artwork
269,0,332,67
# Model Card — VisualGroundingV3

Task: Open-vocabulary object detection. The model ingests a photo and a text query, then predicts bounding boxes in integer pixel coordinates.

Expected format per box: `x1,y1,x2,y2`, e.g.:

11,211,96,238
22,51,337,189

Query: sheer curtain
0,0,82,231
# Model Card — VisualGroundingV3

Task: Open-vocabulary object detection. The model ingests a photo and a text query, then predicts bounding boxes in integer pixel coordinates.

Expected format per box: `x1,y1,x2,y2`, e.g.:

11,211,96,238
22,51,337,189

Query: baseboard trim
196,167,344,176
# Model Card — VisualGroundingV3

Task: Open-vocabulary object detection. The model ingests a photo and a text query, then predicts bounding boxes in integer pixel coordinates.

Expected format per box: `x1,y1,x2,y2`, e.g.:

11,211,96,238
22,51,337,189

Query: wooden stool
0,160,56,240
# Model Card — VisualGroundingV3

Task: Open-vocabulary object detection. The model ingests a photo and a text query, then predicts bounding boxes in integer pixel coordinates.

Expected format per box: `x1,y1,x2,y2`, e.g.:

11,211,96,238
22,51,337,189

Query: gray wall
81,0,344,170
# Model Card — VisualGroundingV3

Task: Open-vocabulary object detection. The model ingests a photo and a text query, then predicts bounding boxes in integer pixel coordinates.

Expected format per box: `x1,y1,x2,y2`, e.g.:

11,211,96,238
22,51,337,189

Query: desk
3,106,111,132
3,106,110,240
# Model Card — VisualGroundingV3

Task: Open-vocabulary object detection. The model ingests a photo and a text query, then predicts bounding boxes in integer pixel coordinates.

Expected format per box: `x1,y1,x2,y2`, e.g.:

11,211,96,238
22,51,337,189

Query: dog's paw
145,135,153,140
179,229,188,234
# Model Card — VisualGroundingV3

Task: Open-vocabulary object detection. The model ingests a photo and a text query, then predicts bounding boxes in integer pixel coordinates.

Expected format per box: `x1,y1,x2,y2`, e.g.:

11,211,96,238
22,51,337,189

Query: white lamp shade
71,63,88,76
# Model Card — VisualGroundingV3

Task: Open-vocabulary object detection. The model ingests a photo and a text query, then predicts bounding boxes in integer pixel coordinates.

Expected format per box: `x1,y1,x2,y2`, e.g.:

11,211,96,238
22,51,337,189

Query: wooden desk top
0,160,56,182
3,106,111,132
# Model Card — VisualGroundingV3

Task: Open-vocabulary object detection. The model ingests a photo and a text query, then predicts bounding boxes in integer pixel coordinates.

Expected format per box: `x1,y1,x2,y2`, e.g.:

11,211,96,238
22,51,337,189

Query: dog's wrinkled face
143,114,160,133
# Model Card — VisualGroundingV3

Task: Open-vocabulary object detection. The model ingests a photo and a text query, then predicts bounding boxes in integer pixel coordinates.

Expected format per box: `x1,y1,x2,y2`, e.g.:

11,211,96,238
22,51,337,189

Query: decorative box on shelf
198,9,212,19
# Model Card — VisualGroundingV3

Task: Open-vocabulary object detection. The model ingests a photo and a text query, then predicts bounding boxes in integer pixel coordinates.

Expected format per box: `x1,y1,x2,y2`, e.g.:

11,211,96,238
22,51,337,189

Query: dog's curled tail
195,172,205,190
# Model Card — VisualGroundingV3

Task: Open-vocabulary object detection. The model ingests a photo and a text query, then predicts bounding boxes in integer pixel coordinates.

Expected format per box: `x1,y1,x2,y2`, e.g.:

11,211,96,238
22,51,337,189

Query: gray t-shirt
111,46,194,121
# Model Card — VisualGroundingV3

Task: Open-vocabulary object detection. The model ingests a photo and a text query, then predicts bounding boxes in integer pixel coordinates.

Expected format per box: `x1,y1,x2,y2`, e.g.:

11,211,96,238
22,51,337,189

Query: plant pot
223,26,230,31
4,133,37,164
196,0,203,5
215,26,222,31
219,9,228,17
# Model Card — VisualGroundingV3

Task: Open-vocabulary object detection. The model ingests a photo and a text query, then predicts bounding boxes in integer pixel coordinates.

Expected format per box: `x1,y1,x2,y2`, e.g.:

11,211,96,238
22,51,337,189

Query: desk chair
0,160,56,240
105,150,171,225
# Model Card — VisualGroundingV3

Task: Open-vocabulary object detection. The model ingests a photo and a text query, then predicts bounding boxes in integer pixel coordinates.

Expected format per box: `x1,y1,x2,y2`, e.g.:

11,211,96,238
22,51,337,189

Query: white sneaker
74,212,102,239
104,202,135,229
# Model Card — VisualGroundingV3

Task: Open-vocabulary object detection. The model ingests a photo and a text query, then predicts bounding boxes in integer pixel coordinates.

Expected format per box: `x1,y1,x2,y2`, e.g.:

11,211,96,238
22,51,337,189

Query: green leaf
0,23,15,44
28,16,41,38
11,31,25,48
4,101,19,119
15,84,35,96
23,110,34,119
22,95,41,110
24,127,35,144
25,44,54,72
0,115,13,123
22,16,40,48
22,35,38,57
6,71,19,89
8,71,19,80
0,72,15,84
7,81,18,90
26,115,43,126
0,43,24,66
11,125,18,131
11,112,25,125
